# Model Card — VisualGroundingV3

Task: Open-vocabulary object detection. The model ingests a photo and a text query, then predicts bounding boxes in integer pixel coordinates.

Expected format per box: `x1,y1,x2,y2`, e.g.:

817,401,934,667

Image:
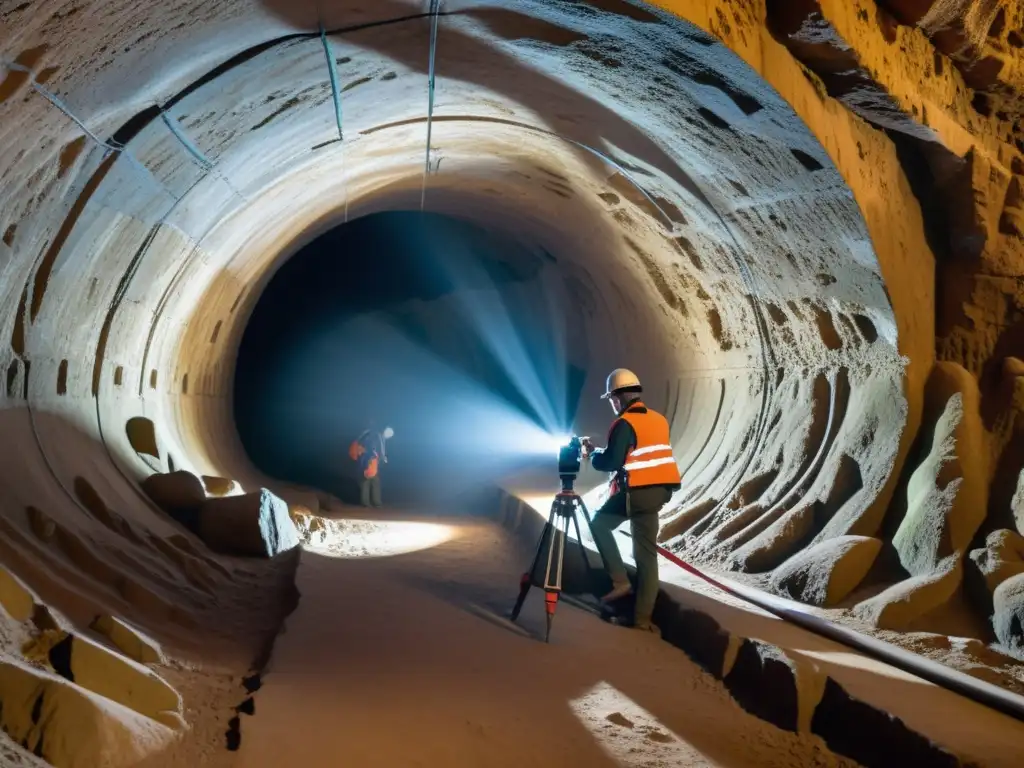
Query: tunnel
2,1,1024,766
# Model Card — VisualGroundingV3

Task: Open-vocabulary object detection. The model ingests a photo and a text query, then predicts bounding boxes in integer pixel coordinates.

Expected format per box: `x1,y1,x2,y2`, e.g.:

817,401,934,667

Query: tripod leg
544,590,558,642
510,572,531,622
510,509,553,622
541,504,569,642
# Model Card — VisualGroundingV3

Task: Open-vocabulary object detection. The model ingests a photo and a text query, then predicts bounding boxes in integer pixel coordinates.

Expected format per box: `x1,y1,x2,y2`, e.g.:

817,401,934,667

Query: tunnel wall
2,0,1024,726
0,0,916,616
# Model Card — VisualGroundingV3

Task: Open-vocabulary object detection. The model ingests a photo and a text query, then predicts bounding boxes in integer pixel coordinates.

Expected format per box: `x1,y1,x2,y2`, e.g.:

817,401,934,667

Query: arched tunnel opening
3,0,1024,766
235,209,595,510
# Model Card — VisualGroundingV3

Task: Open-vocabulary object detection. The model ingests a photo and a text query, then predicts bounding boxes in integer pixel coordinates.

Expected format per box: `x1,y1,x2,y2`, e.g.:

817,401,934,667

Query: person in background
582,369,681,634
348,425,394,508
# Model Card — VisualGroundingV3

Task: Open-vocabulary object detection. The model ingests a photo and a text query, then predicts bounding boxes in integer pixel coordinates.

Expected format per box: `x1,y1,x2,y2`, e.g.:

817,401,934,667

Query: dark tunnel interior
235,210,588,508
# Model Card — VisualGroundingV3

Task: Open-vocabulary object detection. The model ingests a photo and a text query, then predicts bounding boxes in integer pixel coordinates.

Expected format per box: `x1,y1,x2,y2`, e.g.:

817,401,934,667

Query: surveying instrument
509,435,606,642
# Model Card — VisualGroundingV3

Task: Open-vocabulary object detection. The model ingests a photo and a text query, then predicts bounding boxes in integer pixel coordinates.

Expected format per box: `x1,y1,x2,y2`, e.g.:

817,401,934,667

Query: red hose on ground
618,531,1024,724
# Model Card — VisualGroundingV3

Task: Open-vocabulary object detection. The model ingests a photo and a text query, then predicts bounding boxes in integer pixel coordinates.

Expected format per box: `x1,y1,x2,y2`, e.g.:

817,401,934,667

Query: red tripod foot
544,590,559,643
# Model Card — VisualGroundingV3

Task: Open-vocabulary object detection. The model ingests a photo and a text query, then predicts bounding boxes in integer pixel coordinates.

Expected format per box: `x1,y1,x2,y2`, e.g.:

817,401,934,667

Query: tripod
509,476,605,642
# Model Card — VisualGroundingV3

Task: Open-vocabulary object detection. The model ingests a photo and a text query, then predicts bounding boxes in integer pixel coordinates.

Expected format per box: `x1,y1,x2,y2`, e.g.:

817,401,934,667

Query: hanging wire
320,20,344,142
420,0,441,211
315,1,350,221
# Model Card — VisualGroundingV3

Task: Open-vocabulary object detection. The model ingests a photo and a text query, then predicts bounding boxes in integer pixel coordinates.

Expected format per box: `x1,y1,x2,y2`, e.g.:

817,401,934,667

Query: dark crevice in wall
790,147,824,172
6,359,18,398
11,287,28,356
56,360,68,396
126,416,160,459
884,129,951,262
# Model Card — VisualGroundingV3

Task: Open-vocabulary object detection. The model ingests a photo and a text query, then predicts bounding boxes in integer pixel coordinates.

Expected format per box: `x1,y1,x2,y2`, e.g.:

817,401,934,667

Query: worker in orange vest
583,369,681,634
348,426,394,507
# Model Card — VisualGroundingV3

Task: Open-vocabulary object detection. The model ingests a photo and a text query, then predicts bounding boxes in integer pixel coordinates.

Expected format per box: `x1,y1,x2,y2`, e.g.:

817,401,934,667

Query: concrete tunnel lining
11,0,1009,764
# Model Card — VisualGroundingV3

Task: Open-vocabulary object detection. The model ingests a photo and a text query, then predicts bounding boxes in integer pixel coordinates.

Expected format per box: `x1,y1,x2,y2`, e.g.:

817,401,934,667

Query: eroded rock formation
1,0,1024,763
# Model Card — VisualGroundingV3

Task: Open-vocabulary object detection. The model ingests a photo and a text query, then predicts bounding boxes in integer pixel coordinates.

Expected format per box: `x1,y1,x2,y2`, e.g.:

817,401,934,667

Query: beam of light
294,514,457,559
247,211,590,507
423,220,569,435
542,433,574,455
262,308,576,506
569,681,719,767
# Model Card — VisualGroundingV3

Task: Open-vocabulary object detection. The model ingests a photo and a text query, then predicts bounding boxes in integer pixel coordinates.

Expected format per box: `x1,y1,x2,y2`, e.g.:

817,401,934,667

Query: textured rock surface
0,659,177,768
90,614,165,665
54,632,183,728
893,363,987,576
1014,470,1024,535
730,505,815,573
198,489,300,558
0,566,36,623
0,0,1023,762
993,572,1024,661
968,528,1024,600
771,536,883,606
855,556,964,630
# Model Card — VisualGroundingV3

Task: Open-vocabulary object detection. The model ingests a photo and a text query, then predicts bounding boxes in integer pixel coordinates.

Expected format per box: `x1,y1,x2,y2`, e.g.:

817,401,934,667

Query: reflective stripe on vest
616,405,681,488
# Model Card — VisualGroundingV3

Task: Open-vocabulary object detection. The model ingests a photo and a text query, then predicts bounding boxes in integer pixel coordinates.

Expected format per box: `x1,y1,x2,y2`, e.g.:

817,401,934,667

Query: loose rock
967,529,1024,610
198,489,300,558
855,556,963,630
140,471,206,529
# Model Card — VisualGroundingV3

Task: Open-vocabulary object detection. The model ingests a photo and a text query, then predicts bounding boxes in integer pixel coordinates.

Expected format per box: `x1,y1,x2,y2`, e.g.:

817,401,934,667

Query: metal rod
319,21,344,142
420,0,441,211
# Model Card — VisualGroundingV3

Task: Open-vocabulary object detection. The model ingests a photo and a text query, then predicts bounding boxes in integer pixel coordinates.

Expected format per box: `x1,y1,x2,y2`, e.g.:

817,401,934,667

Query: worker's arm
589,420,635,473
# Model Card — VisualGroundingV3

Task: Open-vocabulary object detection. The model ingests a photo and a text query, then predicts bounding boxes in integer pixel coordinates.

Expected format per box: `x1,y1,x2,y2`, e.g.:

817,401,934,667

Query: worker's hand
580,437,594,458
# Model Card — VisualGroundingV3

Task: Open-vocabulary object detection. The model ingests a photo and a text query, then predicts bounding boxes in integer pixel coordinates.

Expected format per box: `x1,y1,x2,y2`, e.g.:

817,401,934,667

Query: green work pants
590,487,670,627
359,475,382,507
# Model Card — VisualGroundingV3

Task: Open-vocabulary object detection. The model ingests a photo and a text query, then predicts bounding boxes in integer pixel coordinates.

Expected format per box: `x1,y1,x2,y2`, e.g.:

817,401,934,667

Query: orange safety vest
348,435,380,479
609,403,681,493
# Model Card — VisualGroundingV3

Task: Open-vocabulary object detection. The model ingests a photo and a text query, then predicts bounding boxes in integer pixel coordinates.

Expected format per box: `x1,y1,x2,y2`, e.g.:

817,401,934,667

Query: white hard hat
382,427,394,439
601,368,642,399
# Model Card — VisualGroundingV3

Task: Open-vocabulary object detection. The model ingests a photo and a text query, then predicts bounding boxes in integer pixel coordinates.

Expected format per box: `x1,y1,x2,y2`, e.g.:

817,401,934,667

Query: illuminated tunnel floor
240,508,1024,768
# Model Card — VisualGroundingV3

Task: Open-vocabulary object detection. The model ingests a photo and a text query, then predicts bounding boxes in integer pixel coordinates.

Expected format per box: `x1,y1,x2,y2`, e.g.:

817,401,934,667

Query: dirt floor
242,510,852,768
5,498,1024,767
241,506,1024,768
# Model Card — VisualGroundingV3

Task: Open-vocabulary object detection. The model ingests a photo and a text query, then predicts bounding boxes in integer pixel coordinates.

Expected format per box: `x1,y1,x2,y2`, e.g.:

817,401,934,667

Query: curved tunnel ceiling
0,0,933,664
